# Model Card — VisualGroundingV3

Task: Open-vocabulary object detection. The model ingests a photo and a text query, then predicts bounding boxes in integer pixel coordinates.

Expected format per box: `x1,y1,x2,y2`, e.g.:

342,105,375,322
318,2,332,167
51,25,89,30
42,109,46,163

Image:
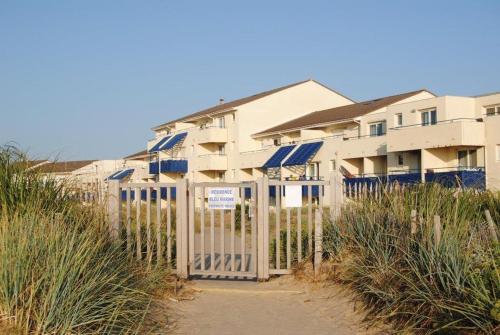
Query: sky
1,0,499,160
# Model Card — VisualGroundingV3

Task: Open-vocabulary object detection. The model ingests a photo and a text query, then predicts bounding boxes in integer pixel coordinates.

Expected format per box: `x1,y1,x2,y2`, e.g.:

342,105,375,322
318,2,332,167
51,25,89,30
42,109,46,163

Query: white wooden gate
107,173,343,280
187,182,257,278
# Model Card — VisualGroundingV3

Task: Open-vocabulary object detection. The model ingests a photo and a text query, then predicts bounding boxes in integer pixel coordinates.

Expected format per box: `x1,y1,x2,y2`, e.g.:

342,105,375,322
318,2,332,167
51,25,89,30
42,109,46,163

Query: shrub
325,183,500,333
0,145,160,334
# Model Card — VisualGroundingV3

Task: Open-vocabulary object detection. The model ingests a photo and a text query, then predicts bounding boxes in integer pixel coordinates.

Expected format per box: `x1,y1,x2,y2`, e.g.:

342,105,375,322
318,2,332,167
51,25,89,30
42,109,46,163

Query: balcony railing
389,117,481,130
343,133,386,141
343,167,485,192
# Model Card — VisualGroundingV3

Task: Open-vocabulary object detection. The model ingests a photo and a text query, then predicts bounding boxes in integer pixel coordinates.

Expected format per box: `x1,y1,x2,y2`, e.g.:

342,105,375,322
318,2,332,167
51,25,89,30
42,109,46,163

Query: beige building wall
143,84,500,191
148,80,353,183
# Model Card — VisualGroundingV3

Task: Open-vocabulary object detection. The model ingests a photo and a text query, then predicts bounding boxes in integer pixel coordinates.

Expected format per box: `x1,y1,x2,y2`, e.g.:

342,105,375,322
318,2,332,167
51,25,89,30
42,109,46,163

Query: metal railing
389,117,481,130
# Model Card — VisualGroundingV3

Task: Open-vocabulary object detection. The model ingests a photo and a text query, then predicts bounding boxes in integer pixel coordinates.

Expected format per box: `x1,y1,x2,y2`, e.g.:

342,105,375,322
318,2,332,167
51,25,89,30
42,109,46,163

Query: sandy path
169,277,385,335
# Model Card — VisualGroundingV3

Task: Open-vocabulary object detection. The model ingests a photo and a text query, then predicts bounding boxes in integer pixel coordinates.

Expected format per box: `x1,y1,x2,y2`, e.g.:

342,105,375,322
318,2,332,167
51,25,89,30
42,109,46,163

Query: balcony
240,148,276,169
149,159,188,174
341,134,387,159
196,126,227,144
387,118,484,152
197,154,227,171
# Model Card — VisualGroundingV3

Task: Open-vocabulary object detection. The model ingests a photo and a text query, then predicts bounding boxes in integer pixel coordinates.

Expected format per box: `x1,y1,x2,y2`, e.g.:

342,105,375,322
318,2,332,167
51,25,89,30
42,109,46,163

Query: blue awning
262,145,296,168
107,169,134,181
149,136,171,153
282,142,322,166
161,133,187,150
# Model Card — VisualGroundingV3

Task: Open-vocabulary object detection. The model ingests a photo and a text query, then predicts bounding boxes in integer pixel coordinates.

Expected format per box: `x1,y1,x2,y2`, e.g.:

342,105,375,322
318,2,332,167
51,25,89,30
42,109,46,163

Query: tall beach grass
0,145,161,334
324,183,500,334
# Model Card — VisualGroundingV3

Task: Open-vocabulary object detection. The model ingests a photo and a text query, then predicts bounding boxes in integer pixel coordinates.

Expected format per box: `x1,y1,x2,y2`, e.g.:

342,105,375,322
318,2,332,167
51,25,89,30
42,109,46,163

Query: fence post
329,171,342,221
176,178,189,279
410,209,417,235
107,180,121,242
257,177,270,281
433,215,441,248
314,209,323,278
485,210,499,243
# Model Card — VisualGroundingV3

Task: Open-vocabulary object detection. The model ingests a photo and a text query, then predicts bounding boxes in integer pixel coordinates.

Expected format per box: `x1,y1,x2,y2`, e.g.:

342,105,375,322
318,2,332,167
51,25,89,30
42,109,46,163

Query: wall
237,80,353,152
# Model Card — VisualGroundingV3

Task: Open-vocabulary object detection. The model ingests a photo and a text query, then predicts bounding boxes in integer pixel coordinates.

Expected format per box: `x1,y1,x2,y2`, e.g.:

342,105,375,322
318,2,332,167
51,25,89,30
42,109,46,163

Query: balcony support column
420,149,427,183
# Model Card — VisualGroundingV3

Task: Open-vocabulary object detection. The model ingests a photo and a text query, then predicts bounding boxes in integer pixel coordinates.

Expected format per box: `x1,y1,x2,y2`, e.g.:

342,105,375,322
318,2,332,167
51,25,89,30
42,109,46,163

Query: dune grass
323,183,500,334
0,145,165,334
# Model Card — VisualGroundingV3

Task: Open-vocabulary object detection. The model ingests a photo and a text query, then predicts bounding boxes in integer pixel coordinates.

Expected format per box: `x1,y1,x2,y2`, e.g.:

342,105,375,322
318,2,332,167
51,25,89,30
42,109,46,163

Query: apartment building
146,79,500,191
146,79,354,183
251,90,500,191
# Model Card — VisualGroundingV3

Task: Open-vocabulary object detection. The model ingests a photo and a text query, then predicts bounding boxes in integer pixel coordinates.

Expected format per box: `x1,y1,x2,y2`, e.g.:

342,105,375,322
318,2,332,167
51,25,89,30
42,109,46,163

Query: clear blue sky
1,0,499,160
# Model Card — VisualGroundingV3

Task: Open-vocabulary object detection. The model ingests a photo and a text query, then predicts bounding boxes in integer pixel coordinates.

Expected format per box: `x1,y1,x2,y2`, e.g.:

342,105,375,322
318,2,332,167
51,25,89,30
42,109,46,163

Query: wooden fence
107,173,344,280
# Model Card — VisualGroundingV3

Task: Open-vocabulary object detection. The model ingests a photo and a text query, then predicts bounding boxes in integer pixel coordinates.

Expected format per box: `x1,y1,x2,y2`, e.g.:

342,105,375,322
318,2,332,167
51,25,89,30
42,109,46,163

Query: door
188,182,257,278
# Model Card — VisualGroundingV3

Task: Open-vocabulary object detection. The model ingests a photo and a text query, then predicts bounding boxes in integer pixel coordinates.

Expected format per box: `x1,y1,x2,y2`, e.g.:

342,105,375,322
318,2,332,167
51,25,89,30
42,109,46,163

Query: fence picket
286,207,291,269
146,187,152,264
156,185,162,264
126,187,131,252
166,187,172,265
275,185,281,270
135,187,141,261
297,207,302,262
200,187,205,271
307,185,312,256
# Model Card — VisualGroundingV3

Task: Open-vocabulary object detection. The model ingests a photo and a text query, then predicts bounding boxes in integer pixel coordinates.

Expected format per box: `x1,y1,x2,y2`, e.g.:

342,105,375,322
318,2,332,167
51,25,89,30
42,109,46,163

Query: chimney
219,98,225,105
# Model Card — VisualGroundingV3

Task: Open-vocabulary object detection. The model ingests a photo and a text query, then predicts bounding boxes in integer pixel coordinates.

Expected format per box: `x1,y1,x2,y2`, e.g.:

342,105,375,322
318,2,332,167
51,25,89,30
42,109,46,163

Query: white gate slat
200,186,205,271
220,209,225,271
230,208,236,272
241,188,246,272
210,209,215,272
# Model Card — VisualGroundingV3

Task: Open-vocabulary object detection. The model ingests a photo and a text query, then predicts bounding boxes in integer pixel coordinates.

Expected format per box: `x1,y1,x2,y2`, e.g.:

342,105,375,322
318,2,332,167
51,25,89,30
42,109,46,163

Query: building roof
34,160,96,174
253,89,434,137
152,79,353,131
25,160,49,169
123,149,148,160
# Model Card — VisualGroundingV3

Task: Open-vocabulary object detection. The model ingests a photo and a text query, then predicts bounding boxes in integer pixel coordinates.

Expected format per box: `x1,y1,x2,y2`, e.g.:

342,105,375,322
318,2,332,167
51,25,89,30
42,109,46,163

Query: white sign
284,185,302,208
208,188,237,209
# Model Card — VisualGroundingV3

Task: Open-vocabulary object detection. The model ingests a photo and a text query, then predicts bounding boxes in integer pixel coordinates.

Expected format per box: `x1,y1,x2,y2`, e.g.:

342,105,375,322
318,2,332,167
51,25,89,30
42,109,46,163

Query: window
395,113,403,127
306,162,319,180
369,121,386,137
330,159,337,171
231,169,236,179
273,138,281,146
216,116,225,128
485,105,500,116
421,109,437,126
397,154,404,166
218,144,225,155
458,149,478,169
217,171,225,182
